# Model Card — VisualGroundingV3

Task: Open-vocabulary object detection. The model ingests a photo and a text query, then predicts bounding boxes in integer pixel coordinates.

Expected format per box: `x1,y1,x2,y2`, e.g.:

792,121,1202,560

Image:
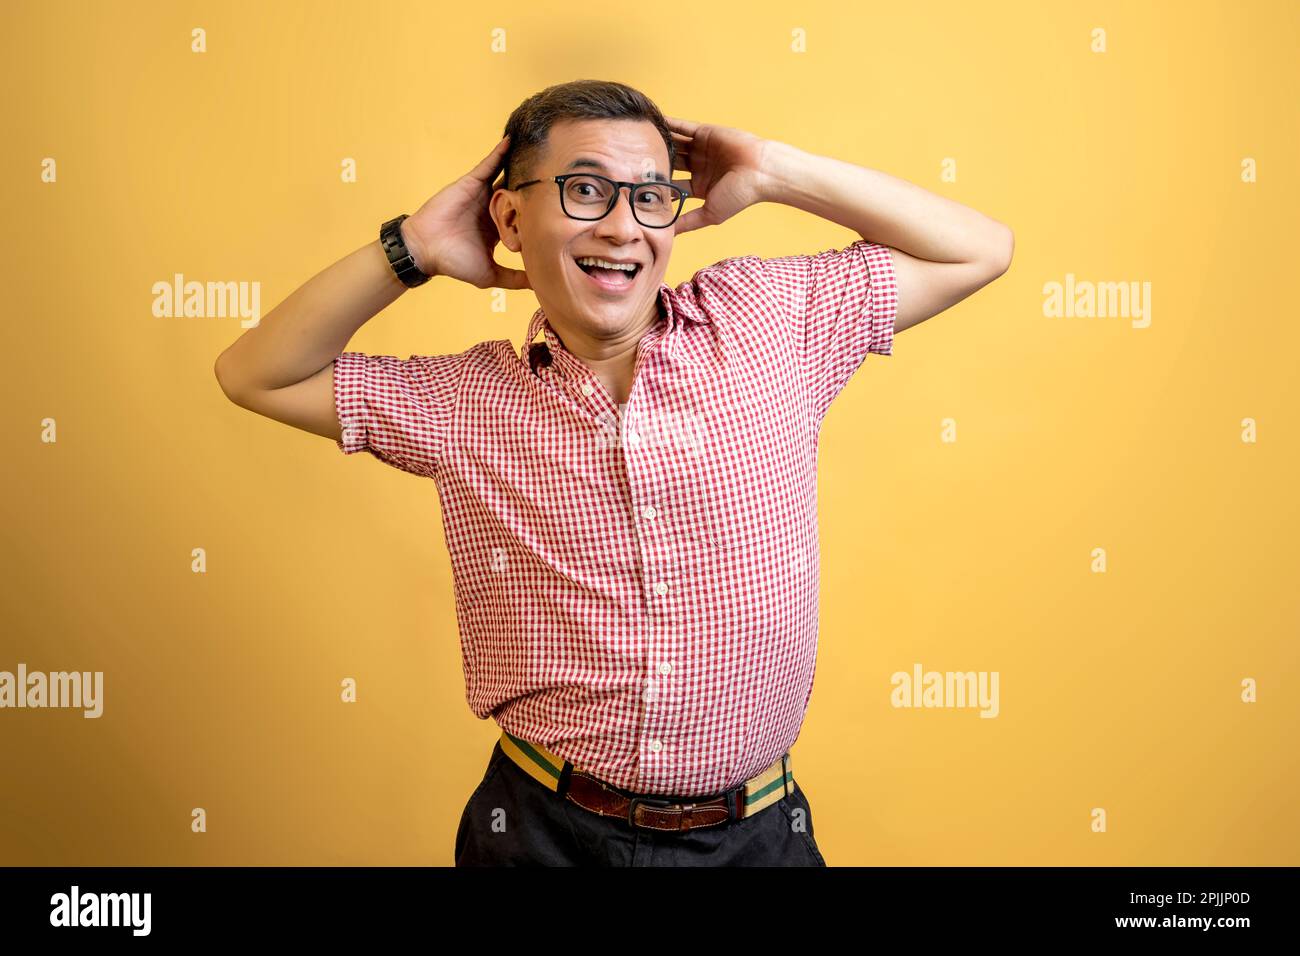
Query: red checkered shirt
333,239,897,796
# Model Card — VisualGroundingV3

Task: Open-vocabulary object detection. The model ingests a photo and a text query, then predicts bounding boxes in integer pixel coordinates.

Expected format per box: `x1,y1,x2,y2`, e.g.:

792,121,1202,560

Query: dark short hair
501,79,675,191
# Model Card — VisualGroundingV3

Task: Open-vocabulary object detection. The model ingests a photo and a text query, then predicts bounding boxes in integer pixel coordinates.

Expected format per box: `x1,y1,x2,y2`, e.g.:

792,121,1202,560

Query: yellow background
2,0,1296,865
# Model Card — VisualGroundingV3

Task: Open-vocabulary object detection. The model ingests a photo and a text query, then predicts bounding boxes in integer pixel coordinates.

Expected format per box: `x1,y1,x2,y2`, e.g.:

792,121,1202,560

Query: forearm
214,235,414,395
757,140,1011,265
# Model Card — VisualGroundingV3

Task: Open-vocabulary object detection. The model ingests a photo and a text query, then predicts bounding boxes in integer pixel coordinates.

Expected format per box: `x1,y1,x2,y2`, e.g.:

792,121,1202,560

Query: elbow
989,225,1014,276
965,224,1014,281
213,350,246,406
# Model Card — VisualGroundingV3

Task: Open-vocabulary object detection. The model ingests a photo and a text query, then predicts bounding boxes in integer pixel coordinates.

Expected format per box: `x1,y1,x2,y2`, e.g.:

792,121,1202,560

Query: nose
592,186,643,240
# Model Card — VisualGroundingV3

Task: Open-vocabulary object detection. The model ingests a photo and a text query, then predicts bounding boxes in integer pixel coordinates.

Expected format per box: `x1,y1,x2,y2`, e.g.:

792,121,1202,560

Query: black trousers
454,740,828,866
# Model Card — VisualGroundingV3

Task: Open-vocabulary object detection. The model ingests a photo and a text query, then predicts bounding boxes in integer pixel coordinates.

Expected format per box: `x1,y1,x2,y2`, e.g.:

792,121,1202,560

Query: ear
489,186,523,254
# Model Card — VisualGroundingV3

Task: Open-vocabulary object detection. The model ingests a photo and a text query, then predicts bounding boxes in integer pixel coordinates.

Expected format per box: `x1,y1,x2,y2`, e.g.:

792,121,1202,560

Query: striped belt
498,729,794,833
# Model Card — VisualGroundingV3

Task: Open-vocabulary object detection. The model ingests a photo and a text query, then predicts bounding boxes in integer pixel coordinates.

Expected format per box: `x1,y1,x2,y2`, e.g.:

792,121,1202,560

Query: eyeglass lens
561,175,682,226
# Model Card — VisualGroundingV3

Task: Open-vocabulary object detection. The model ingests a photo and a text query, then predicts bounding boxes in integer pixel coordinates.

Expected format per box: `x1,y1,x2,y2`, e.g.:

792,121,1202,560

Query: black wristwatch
380,214,432,288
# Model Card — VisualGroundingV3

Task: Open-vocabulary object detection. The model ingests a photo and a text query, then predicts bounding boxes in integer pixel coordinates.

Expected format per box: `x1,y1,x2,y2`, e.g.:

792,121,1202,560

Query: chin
573,307,637,335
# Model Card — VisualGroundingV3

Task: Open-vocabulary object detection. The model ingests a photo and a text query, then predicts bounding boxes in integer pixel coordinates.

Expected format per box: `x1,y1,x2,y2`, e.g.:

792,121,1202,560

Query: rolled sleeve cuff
858,241,899,357
333,352,368,454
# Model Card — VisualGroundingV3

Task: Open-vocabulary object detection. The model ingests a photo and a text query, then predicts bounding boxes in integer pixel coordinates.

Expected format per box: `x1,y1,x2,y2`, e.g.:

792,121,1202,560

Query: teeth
576,257,639,273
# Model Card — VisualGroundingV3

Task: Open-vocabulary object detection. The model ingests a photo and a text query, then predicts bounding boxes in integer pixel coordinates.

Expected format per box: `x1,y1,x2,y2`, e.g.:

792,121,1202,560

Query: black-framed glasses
513,173,690,229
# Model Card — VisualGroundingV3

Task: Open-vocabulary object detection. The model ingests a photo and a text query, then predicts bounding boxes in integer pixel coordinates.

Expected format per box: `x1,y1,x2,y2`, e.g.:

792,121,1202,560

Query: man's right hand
402,134,531,291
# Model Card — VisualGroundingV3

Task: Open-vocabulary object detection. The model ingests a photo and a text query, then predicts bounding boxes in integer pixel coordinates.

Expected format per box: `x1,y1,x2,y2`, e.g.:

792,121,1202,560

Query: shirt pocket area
670,460,813,555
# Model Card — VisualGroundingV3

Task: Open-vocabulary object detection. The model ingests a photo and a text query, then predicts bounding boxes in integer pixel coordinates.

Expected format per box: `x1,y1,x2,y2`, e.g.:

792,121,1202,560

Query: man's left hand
664,115,775,236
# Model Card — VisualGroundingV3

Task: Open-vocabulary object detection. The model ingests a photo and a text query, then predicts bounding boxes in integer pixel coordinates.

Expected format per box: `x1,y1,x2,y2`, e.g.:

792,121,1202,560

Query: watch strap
380,214,431,288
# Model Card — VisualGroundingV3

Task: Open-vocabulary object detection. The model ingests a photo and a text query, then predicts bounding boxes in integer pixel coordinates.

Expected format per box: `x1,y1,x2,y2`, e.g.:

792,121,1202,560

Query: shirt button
626,430,640,446
642,505,657,520
649,739,663,753
581,382,595,397
657,662,673,676
653,582,668,596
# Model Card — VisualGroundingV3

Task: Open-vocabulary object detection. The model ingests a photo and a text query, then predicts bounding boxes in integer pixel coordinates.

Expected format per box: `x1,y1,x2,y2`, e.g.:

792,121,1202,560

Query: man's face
493,118,675,343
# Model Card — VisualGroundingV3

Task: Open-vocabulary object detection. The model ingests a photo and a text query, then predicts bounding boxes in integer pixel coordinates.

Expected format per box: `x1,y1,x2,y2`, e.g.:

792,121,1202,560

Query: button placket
620,321,677,789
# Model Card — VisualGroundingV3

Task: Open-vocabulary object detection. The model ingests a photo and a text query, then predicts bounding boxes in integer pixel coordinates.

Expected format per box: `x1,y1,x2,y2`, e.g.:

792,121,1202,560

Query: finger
663,115,701,135
482,133,510,161
472,134,512,180
673,207,713,236
492,264,532,291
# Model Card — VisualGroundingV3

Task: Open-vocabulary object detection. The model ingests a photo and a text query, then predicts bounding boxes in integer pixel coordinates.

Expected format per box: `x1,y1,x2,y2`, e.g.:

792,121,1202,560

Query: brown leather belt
497,728,794,833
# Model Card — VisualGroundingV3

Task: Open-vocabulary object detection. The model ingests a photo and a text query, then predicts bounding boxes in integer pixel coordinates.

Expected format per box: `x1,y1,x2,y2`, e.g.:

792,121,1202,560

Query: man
214,79,1013,866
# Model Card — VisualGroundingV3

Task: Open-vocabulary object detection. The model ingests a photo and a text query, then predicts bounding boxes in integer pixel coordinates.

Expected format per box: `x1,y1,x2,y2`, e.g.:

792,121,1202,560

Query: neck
549,300,662,406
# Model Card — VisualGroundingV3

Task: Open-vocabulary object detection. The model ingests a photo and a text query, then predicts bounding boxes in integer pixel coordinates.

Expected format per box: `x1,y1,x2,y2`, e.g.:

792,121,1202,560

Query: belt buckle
626,794,678,831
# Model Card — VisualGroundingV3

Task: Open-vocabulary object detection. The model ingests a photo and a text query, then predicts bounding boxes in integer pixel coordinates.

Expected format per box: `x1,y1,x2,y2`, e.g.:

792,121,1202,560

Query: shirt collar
518,281,699,376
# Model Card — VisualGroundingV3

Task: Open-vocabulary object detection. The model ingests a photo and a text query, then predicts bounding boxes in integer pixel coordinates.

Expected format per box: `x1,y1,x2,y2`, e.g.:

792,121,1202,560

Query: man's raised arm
662,115,1013,337
213,134,527,442
755,139,1014,335
213,234,417,440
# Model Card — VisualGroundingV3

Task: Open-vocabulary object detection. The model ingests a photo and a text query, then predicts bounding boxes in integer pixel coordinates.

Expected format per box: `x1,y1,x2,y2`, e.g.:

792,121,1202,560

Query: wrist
399,217,435,277
754,139,805,205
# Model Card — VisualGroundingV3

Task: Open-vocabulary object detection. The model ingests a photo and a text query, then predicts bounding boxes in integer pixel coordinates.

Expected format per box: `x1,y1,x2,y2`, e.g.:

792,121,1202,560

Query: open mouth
574,257,642,292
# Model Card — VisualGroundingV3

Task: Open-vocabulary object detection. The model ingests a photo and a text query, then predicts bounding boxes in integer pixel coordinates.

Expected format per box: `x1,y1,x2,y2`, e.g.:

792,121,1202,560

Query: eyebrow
564,158,670,184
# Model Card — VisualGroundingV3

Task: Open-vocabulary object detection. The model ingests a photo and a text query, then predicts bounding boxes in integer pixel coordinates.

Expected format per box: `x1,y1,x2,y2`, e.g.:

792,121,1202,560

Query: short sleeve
332,351,463,479
754,239,898,421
